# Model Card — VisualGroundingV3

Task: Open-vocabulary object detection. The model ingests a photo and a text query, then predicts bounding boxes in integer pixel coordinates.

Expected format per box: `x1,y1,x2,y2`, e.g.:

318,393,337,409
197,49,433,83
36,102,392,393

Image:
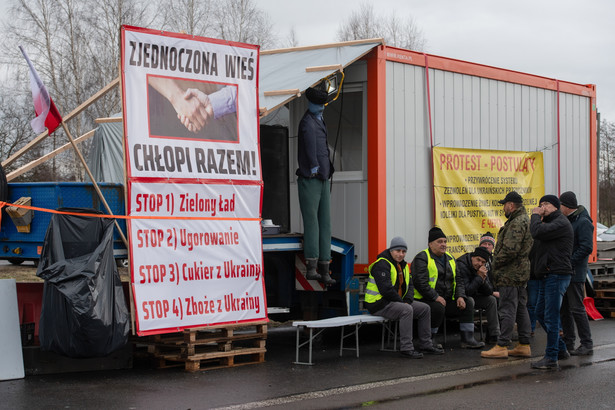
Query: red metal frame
366,46,387,266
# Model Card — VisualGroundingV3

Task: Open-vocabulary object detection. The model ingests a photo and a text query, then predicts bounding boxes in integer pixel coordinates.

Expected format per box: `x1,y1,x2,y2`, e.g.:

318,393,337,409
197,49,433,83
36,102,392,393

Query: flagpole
60,121,129,248
2,77,119,169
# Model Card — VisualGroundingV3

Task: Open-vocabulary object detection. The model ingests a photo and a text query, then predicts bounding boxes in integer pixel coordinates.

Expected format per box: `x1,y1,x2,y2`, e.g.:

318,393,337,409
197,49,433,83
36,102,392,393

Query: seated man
411,227,485,349
479,232,498,295
365,236,444,358
456,247,500,343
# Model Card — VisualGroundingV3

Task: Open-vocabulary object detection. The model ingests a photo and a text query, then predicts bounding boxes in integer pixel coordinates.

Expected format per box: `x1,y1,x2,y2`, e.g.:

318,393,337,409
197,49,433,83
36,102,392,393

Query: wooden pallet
140,321,267,372
593,305,615,318
594,288,615,300
593,277,615,289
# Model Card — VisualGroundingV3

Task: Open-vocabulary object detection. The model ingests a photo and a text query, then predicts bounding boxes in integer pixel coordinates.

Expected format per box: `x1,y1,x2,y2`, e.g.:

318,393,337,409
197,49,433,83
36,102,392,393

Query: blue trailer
0,182,127,265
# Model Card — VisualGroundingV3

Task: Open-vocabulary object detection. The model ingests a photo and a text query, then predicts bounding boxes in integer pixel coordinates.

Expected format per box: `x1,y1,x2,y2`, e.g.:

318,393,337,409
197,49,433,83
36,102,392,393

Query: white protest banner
120,26,264,335
130,218,265,334
121,26,260,181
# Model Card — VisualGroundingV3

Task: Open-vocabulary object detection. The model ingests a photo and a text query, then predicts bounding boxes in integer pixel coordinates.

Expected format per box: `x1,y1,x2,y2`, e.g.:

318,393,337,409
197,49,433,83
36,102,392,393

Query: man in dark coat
296,84,335,285
366,237,444,358
559,191,594,355
530,194,574,370
411,227,485,349
456,246,500,343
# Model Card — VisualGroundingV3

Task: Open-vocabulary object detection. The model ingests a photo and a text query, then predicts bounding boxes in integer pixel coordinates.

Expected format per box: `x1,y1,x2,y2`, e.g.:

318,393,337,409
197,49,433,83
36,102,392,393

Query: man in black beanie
296,83,335,285
559,191,594,356
411,227,485,349
529,194,574,370
479,231,499,297
456,247,500,344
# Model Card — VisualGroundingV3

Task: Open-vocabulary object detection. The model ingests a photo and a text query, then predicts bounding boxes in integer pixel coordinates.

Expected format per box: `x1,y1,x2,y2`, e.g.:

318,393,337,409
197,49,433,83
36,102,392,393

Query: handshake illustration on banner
149,77,238,134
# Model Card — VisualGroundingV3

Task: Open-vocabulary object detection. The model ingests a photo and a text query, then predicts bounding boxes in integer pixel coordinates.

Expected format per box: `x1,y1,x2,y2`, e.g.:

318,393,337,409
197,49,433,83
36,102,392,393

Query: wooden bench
292,314,397,365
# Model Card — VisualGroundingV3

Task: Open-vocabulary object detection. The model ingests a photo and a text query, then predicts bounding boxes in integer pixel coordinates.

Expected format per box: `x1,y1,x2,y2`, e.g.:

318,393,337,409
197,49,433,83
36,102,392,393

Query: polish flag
19,46,62,134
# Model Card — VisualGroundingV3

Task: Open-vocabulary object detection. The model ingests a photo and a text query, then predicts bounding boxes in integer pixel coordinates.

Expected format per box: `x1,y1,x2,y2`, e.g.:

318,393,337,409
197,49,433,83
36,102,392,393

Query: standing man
559,191,594,355
412,227,485,349
366,237,444,358
482,191,533,359
296,85,335,285
456,247,500,344
530,194,574,370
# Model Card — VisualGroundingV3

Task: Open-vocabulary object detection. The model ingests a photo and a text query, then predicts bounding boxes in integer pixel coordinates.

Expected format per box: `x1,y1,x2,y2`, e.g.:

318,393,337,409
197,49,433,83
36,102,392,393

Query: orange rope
0,201,260,222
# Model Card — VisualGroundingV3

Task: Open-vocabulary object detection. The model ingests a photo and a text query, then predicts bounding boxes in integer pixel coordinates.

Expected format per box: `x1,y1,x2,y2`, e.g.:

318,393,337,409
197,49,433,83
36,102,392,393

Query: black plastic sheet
37,208,129,357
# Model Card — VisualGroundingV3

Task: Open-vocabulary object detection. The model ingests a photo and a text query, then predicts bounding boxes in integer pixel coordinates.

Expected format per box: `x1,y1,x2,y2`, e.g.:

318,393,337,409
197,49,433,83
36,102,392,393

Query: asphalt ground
2,316,614,409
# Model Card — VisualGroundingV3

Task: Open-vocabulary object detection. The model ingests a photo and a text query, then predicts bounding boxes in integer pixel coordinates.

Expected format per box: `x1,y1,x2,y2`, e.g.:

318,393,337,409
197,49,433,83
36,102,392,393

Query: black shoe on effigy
558,349,571,360
570,345,593,356
400,350,423,359
531,357,560,370
418,345,444,355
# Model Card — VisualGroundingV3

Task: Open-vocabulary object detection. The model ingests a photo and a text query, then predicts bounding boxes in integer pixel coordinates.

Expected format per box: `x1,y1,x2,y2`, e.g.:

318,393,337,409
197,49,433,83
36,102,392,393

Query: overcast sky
261,0,615,123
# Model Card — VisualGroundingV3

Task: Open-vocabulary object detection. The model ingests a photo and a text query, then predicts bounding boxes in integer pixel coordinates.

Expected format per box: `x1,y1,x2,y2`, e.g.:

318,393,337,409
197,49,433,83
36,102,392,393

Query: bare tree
214,0,277,49
384,12,426,51
1,0,155,180
284,27,299,49
336,2,381,42
83,0,156,119
337,2,427,51
0,0,278,180
599,118,615,225
0,94,36,159
159,0,214,37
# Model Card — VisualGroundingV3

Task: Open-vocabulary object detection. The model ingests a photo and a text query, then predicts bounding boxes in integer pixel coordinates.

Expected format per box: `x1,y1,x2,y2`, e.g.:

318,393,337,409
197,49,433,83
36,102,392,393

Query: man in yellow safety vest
366,237,444,358
411,227,485,349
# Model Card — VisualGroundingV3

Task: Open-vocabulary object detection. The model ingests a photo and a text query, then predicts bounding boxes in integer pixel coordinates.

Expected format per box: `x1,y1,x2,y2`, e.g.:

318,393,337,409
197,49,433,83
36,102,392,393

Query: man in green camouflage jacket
481,191,534,359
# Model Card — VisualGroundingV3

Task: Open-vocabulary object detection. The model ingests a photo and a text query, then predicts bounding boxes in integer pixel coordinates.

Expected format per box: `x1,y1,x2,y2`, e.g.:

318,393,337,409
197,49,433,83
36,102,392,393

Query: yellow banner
433,147,544,258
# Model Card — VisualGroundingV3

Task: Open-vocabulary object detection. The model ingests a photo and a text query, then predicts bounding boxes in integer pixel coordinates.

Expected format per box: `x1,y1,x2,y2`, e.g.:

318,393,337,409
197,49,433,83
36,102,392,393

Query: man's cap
559,191,578,209
498,191,524,204
428,227,446,243
389,236,408,251
472,246,492,262
540,194,560,209
305,86,328,105
479,232,496,247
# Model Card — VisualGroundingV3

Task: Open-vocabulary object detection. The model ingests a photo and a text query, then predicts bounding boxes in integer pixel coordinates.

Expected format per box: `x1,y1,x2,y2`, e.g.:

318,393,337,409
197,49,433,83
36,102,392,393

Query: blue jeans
535,274,571,360
526,279,540,332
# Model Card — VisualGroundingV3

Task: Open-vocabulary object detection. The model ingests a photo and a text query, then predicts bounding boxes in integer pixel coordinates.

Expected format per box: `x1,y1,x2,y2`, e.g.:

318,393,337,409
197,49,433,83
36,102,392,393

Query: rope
0,201,260,222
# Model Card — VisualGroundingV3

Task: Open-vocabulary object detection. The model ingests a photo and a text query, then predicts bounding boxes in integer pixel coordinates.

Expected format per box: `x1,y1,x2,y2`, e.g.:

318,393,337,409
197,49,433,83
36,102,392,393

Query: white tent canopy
259,39,382,117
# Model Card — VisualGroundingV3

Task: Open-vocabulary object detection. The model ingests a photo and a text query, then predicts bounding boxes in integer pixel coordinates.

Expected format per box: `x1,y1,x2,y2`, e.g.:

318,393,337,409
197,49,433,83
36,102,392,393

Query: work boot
558,349,571,360
508,343,531,357
460,331,485,349
399,350,423,359
531,356,559,370
481,344,508,359
570,345,593,356
317,261,336,286
417,344,445,355
305,258,321,281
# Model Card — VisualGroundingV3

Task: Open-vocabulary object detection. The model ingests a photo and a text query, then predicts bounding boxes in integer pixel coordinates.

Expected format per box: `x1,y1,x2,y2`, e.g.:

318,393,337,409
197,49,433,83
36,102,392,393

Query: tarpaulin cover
36,208,129,357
